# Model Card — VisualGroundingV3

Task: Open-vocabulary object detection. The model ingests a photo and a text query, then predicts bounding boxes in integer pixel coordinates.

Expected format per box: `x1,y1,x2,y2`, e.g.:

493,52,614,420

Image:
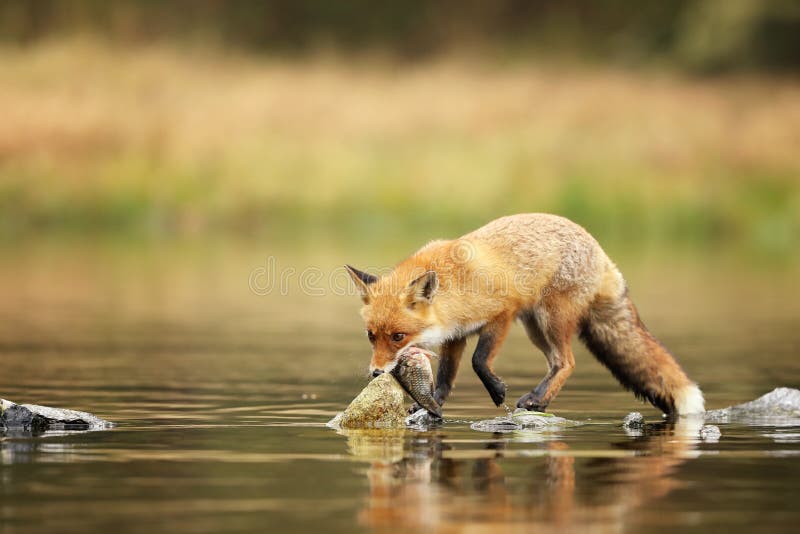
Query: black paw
516,392,548,411
488,379,507,407
433,387,449,406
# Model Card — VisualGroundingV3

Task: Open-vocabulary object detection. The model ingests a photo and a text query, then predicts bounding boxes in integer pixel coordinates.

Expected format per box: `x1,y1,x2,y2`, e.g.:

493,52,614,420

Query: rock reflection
0,429,96,464
347,419,703,531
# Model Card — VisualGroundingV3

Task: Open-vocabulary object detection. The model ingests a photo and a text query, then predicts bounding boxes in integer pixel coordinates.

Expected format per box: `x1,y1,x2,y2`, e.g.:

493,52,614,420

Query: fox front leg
472,316,513,406
433,336,467,405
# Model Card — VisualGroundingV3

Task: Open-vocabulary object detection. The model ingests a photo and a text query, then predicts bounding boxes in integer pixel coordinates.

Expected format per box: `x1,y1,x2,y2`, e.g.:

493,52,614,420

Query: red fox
346,213,704,416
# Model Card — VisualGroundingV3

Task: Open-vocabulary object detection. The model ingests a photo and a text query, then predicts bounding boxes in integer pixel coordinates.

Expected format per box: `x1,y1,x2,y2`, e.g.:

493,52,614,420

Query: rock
512,408,572,428
705,387,800,423
405,408,442,429
470,408,578,433
470,418,520,433
622,412,646,429
325,412,344,429
699,424,721,442
1,398,112,432
335,373,407,429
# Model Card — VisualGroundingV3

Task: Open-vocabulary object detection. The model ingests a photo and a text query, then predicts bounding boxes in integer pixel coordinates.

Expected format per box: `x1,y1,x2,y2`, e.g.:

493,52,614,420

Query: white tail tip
675,384,705,415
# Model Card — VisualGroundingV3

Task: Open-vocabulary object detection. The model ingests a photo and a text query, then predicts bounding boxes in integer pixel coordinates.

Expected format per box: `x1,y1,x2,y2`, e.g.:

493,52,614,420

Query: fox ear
345,265,378,303
407,271,438,306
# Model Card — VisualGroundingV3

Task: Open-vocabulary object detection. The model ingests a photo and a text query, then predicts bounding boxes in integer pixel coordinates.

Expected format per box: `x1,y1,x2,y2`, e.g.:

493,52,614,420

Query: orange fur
346,213,704,415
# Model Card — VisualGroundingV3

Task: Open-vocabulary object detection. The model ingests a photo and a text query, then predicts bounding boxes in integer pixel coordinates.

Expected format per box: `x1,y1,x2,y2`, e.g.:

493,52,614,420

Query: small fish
390,347,442,417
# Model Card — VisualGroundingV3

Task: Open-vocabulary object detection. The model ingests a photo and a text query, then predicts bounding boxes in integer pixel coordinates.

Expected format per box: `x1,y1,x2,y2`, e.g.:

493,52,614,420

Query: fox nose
372,369,384,377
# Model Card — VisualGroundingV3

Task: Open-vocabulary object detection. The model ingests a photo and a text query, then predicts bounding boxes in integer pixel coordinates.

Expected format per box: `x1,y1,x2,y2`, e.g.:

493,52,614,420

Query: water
1,239,799,533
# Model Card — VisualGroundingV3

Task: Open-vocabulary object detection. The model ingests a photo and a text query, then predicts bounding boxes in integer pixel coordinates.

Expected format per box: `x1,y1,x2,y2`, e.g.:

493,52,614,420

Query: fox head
345,265,439,376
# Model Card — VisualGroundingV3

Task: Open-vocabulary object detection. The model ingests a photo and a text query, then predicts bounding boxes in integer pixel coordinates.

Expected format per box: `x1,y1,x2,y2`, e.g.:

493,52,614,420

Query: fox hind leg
516,305,576,411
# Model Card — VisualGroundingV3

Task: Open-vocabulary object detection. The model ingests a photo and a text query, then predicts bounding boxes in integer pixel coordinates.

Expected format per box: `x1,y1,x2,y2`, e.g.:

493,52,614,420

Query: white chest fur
415,320,486,347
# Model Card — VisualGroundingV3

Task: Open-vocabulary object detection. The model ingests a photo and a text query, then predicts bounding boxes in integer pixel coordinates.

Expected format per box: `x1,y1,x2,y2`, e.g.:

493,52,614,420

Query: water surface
1,239,798,533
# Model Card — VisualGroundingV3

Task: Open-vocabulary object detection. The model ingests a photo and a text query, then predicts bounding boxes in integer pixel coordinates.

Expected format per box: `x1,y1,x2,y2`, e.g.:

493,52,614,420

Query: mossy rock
338,373,406,429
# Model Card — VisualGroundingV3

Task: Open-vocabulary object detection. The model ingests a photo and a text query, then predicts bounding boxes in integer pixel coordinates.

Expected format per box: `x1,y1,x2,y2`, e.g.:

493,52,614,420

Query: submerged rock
705,387,800,423
470,418,521,433
471,408,578,433
512,409,572,428
1,398,112,431
405,408,442,429
622,412,646,429
333,373,407,429
699,425,721,442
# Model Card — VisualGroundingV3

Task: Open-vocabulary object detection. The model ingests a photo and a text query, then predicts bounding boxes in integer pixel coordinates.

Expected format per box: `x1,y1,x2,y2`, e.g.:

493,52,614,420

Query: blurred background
1,0,798,248
1,4,799,530
0,0,798,404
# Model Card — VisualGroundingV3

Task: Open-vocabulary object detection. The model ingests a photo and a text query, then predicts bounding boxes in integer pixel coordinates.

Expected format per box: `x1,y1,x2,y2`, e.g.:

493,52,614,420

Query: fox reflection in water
347,418,704,531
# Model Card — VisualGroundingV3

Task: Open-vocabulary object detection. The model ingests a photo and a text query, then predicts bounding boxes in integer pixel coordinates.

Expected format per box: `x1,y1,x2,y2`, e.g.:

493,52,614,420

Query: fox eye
367,330,376,343
391,333,406,343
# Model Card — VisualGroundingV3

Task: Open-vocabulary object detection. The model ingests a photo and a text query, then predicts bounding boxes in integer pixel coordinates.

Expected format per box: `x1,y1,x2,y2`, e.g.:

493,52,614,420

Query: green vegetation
0,42,797,252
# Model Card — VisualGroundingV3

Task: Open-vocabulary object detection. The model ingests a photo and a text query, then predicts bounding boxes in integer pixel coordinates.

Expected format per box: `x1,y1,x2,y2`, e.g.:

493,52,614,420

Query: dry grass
0,40,798,246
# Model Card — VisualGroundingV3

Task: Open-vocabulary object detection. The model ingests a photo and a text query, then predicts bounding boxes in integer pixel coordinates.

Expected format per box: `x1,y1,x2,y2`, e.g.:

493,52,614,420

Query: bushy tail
579,286,704,416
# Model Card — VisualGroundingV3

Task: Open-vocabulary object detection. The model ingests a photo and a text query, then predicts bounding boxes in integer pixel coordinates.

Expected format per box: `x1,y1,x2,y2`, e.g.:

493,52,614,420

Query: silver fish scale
391,350,441,417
